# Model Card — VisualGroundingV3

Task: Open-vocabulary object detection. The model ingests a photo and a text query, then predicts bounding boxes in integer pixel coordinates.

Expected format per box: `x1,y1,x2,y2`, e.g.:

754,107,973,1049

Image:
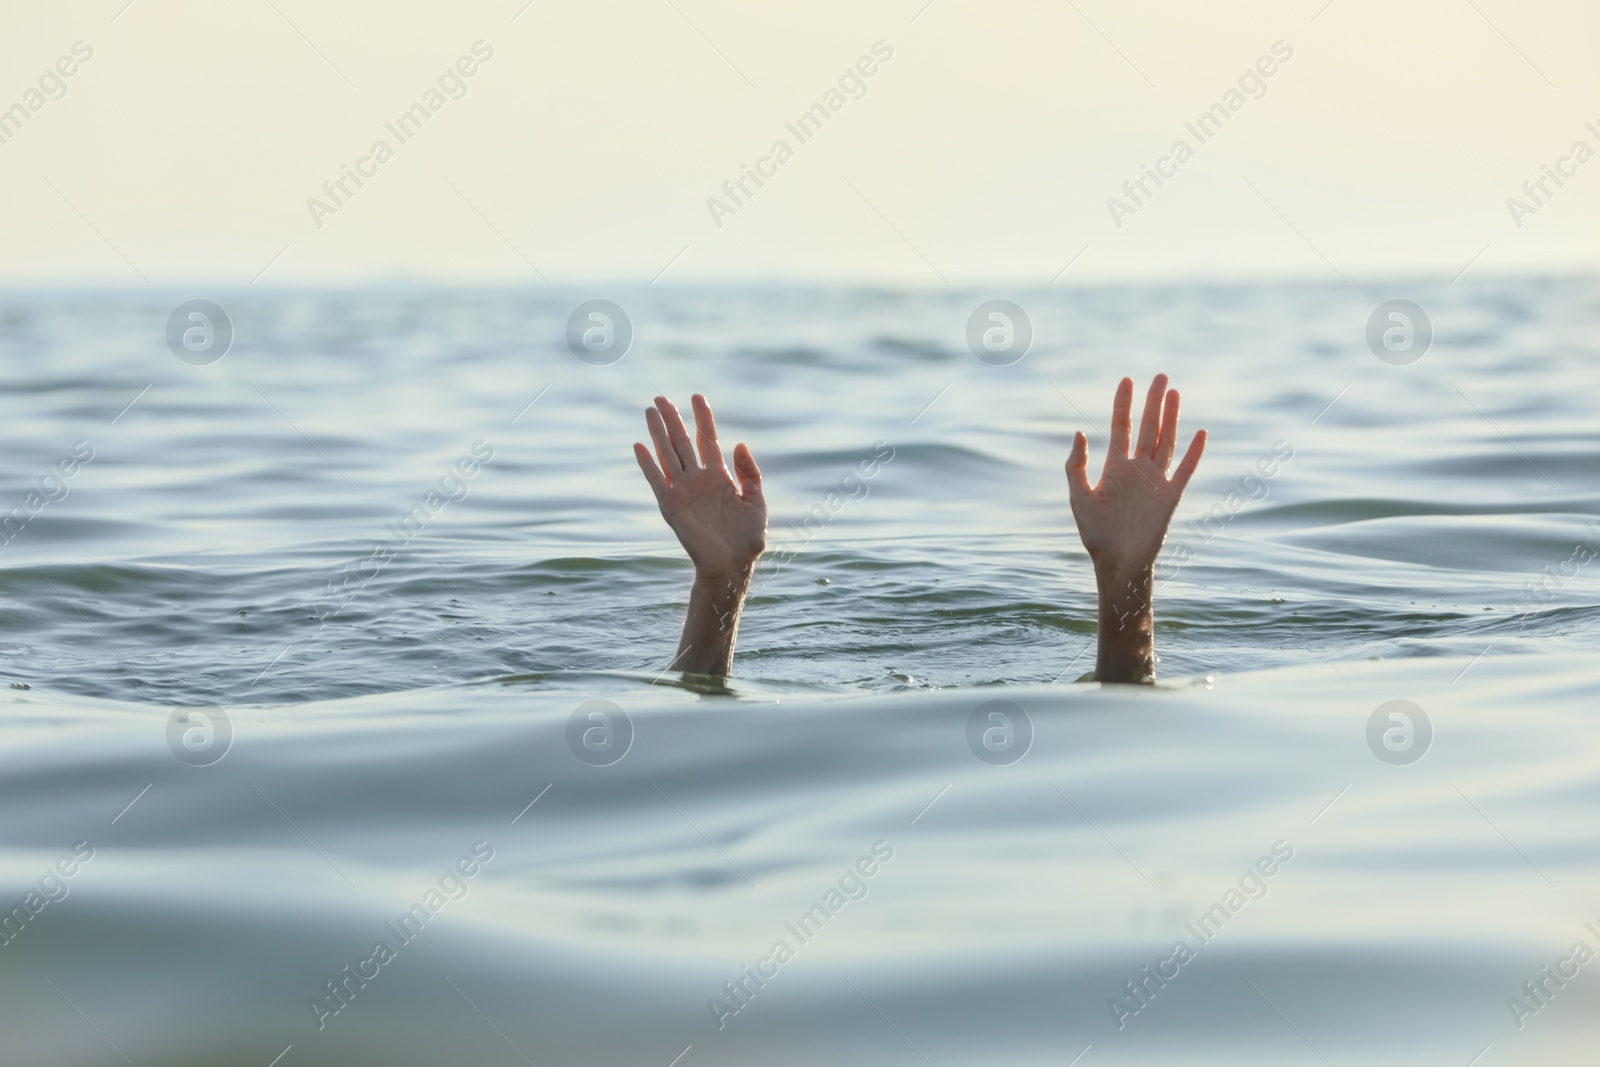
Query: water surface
1,281,1596,1064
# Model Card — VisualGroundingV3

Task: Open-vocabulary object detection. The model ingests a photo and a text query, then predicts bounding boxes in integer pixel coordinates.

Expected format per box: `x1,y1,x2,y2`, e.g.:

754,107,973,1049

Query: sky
0,0,1596,286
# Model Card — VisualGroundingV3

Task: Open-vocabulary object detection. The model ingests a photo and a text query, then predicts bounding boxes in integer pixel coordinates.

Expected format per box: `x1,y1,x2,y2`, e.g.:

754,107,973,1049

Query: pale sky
0,0,1595,285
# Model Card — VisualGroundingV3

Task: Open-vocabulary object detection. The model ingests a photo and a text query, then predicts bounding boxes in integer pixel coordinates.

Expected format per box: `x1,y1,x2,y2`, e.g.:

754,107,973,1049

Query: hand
1065,374,1205,577
635,394,766,581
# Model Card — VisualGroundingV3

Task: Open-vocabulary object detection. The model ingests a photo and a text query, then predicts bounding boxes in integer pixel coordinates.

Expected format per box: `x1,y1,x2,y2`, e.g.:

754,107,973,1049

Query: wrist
1093,557,1154,588
693,561,756,590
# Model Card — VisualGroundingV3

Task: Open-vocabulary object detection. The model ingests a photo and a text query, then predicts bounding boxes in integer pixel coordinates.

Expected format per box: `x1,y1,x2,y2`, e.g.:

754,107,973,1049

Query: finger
1134,374,1168,459
1154,389,1180,470
655,396,698,470
1171,429,1207,494
1107,378,1134,472
645,407,682,476
633,442,668,499
1065,431,1092,502
691,393,726,471
732,442,764,506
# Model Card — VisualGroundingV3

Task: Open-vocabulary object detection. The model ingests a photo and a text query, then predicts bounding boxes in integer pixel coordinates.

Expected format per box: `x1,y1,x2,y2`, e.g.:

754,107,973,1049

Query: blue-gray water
1,281,1597,1064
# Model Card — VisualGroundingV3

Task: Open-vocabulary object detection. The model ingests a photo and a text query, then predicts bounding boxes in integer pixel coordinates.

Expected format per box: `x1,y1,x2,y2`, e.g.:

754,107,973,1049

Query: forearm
675,566,754,677
1093,563,1155,684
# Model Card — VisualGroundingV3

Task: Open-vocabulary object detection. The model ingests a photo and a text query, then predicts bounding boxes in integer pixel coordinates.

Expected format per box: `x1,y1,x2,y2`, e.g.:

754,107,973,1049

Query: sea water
0,280,1596,1064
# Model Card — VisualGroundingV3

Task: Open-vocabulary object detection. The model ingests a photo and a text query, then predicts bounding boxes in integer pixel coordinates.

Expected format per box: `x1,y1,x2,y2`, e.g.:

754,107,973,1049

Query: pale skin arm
634,394,767,679
1066,374,1206,684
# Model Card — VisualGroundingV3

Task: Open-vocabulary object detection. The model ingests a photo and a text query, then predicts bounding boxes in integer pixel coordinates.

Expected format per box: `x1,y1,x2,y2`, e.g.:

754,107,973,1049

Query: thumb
732,442,764,504
1065,431,1092,502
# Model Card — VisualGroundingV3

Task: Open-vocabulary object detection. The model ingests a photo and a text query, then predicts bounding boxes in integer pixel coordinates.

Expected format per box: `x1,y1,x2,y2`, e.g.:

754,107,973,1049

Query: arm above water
1065,374,1206,684
634,394,767,679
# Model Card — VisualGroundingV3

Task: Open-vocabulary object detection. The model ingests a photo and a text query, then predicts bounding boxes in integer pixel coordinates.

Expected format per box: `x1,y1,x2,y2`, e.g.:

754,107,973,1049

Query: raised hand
1066,374,1205,573
634,394,766,677
635,394,766,580
1064,374,1206,683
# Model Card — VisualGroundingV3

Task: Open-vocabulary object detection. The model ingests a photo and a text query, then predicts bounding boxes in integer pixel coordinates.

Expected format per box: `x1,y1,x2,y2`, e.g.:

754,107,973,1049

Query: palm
635,394,766,579
1066,375,1205,573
